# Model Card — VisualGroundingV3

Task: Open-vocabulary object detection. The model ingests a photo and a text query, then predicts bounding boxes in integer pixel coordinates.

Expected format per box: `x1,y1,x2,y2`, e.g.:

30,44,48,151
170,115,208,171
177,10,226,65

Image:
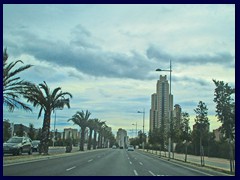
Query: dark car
3,136,33,156
32,140,40,152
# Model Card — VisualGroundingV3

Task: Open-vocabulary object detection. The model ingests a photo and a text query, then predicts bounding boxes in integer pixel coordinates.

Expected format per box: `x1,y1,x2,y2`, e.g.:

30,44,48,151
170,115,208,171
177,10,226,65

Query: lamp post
137,108,145,149
156,60,172,161
53,99,69,147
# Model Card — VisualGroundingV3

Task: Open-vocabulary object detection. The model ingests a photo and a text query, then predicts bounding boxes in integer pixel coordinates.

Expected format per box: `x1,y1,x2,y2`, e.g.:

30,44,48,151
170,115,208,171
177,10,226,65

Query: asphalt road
3,149,229,176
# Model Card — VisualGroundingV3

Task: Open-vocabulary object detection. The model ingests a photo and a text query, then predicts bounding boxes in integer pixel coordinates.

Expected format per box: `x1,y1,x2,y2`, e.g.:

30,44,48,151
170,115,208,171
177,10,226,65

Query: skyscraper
150,75,173,132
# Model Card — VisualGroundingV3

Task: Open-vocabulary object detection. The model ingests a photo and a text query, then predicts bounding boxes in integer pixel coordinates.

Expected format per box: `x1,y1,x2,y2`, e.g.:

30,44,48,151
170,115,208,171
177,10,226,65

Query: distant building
213,127,223,142
173,104,182,129
149,75,174,133
116,128,128,148
62,128,79,140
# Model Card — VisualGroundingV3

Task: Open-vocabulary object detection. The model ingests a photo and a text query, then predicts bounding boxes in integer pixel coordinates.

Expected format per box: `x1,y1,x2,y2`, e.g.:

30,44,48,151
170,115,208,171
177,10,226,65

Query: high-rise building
116,128,128,148
150,75,173,132
173,104,182,129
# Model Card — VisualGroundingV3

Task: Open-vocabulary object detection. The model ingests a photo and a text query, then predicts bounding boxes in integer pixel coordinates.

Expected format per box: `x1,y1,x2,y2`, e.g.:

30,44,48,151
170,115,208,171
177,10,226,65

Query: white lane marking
130,161,132,164
134,170,138,176
66,166,76,171
149,171,156,176
88,159,93,162
139,162,143,165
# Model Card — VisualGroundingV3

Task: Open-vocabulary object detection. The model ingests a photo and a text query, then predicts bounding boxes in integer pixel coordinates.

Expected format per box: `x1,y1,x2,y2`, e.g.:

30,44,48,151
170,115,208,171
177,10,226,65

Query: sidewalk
142,149,235,174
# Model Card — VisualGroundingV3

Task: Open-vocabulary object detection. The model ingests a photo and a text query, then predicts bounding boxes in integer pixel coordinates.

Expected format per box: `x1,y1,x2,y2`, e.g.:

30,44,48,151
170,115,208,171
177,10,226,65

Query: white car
127,145,134,151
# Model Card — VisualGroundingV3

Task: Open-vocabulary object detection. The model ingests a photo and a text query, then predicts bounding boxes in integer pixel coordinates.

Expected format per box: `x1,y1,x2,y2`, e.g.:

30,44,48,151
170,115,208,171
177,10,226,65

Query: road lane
3,148,230,176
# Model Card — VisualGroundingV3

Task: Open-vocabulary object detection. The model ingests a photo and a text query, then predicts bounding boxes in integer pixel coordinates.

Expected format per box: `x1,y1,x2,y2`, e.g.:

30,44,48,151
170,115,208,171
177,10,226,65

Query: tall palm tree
87,119,96,150
68,110,91,151
97,121,106,148
3,48,33,112
92,119,101,150
24,81,72,154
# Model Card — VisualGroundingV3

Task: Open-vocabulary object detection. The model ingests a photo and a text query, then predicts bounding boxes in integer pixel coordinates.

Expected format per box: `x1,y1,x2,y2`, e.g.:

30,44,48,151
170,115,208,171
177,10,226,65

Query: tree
28,123,35,140
213,79,235,172
3,119,11,142
194,101,209,166
24,81,72,154
68,110,91,151
92,119,101,150
36,128,42,140
3,48,33,112
181,112,191,162
16,124,24,137
87,119,95,150
97,121,106,148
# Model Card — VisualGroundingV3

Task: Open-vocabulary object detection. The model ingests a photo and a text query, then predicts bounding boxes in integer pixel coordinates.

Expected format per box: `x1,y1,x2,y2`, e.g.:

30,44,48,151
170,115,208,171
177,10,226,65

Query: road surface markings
66,166,76,171
149,171,156,176
130,161,132,164
139,162,143,165
134,170,138,176
88,159,93,162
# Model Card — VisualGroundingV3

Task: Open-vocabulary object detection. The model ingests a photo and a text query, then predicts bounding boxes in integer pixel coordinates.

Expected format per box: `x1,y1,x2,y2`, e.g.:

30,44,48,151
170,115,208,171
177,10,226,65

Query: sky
3,4,235,137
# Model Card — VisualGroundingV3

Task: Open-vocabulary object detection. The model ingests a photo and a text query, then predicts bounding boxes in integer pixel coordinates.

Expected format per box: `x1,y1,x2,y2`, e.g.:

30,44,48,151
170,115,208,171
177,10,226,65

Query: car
112,145,117,149
32,140,40,152
3,136,33,156
127,145,134,151
119,146,124,149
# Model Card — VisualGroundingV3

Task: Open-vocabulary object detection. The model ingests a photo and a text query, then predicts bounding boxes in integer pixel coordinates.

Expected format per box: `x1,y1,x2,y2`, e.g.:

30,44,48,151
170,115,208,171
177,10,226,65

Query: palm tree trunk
88,129,93,150
40,111,51,155
80,127,85,151
93,130,97,149
98,133,101,148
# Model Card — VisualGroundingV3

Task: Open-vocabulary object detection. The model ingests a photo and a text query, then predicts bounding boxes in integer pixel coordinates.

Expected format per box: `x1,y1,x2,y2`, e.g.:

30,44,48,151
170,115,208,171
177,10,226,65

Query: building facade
173,104,182,129
116,128,128,148
150,75,173,132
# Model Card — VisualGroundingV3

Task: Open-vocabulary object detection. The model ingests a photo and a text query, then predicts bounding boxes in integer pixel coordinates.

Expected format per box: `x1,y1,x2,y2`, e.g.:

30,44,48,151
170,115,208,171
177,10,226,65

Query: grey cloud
4,26,154,80
173,76,209,87
70,24,100,49
146,45,235,68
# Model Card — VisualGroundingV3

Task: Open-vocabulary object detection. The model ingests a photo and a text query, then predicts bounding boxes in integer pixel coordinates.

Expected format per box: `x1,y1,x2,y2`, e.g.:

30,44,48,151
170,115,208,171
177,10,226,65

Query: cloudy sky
3,4,235,136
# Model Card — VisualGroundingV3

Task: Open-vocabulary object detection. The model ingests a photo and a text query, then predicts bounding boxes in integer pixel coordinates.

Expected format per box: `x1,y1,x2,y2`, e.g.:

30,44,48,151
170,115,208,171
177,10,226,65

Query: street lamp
132,123,137,138
52,99,69,147
137,108,145,149
156,60,172,161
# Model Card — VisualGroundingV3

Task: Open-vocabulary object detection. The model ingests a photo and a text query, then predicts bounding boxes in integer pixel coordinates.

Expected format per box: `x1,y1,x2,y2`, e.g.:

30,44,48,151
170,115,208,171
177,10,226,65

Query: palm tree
68,110,91,151
92,119,101,150
3,48,33,112
87,119,96,150
23,81,72,154
98,121,106,148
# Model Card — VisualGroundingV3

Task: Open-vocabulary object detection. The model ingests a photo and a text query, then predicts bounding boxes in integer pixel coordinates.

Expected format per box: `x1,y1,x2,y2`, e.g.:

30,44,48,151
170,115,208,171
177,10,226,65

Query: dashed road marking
134,170,138,176
88,159,93,162
66,166,76,171
130,161,132,164
139,162,143,165
149,171,156,176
